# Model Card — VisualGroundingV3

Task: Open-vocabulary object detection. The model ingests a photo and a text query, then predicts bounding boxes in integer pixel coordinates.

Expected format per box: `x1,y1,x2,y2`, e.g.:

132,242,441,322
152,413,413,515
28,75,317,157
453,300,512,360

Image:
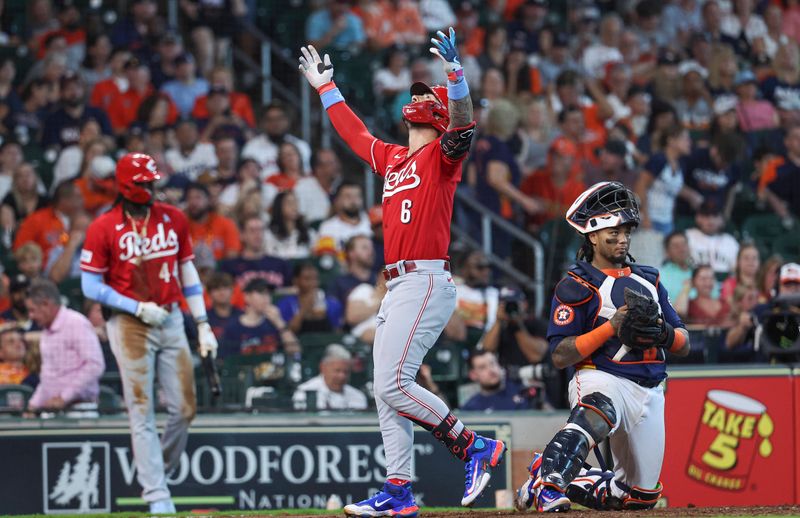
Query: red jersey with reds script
325,100,472,264
80,202,194,306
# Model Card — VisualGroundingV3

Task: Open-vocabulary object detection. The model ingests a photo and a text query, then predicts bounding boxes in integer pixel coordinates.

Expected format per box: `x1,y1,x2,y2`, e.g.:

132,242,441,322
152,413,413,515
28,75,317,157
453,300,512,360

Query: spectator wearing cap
650,49,682,103
265,191,317,260
278,261,343,334
686,201,740,275
734,69,779,132
538,30,581,88
184,182,241,261
161,52,209,117
110,0,160,57
191,66,256,129
219,214,292,303
107,57,156,134
305,0,366,52
45,210,91,284
242,102,311,179
520,137,586,230
316,182,372,257
294,148,342,225
675,61,712,131
205,271,242,340
460,350,533,411
635,125,693,234
0,274,39,331
581,13,624,79
506,0,547,55
679,132,744,217
14,182,83,266
197,85,246,145
292,343,368,411
149,31,184,88
89,47,132,114
0,327,37,387
165,118,218,180
220,278,299,359
41,72,112,151
763,124,800,221
25,278,105,412
584,138,638,187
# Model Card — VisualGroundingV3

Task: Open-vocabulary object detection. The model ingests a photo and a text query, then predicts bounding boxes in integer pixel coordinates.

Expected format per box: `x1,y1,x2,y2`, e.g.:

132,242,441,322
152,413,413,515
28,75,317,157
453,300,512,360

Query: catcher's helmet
116,152,161,204
566,181,640,234
402,81,450,133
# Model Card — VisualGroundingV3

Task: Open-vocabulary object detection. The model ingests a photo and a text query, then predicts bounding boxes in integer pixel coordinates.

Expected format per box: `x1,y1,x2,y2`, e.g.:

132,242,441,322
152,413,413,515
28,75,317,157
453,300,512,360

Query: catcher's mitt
618,288,665,349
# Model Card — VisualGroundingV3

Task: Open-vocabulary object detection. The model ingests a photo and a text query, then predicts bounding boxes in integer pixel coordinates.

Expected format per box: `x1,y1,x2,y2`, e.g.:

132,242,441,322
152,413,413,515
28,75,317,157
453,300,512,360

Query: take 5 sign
662,367,796,507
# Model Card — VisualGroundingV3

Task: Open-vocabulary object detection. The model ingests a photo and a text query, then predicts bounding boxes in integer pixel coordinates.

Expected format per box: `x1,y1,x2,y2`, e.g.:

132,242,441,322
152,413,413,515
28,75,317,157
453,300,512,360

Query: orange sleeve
758,157,782,193
223,217,242,253
530,68,542,95
232,93,256,128
192,96,209,120
13,212,40,251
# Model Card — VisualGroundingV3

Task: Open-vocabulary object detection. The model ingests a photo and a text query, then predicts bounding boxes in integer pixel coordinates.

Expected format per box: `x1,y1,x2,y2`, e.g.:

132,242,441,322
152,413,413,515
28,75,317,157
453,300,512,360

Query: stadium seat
772,232,800,262
741,213,786,258
0,384,33,412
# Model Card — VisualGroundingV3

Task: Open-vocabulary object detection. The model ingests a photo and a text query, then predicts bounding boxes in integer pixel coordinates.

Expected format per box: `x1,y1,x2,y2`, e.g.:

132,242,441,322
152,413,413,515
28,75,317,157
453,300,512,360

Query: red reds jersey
325,100,473,264
370,139,465,263
80,203,194,306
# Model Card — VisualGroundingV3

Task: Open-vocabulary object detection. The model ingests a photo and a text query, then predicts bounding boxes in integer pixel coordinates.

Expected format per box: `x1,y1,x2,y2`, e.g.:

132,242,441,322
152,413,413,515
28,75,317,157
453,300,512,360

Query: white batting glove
135,302,169,327
298,45,334,90
197,322,218,359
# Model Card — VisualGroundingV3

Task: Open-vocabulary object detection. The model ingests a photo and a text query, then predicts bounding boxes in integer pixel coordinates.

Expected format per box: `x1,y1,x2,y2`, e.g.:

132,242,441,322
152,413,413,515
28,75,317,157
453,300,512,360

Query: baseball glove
618,288,665,349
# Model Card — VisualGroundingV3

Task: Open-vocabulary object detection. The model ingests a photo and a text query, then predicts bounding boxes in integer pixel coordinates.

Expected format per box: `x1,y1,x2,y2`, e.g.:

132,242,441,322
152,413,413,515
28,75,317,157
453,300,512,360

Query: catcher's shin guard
540,392,616,491
622,483,662,510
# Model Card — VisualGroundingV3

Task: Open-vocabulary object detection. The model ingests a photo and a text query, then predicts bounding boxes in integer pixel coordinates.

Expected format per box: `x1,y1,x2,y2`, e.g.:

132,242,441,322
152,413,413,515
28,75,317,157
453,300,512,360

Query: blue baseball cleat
343,481,419,518
461,435,506,506
514,452,571,513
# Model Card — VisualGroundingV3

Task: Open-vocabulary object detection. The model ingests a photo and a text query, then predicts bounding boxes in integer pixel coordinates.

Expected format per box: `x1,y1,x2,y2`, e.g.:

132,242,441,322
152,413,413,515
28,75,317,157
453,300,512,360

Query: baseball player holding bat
298,28,505,516
80,153,218,514
515,181,690,513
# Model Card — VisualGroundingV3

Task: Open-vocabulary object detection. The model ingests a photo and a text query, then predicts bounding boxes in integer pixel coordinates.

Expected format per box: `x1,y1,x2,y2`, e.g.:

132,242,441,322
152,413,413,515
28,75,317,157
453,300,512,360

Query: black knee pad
540,392,617,490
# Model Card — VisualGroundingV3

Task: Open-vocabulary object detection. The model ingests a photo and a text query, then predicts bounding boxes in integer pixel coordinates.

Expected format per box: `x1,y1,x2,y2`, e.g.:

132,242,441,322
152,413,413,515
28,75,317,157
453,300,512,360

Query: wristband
575,321,615,358
668,328,686,353
447,75,469,101
319,82,345,109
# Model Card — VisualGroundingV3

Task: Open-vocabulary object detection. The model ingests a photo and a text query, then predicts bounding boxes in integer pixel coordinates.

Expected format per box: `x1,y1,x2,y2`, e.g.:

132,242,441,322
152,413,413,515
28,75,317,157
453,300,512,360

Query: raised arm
430,27,473,128
298,45,381,166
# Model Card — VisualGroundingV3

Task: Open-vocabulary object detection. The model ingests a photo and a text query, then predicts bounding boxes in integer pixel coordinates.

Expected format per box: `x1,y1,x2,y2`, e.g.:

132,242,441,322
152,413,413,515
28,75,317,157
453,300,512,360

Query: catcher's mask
402,82,450,133
566,181,641,234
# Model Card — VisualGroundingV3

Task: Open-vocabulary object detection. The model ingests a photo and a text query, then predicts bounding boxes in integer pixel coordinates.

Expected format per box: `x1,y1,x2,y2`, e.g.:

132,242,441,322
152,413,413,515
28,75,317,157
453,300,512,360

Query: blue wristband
183,284,204,297
447,79,469,101
321,88,345,109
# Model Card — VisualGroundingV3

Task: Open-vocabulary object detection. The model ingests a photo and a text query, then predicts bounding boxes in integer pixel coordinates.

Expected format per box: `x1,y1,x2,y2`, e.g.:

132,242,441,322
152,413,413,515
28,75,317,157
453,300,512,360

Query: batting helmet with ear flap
566,181,640,234
116,152,161,204
402,81,450,133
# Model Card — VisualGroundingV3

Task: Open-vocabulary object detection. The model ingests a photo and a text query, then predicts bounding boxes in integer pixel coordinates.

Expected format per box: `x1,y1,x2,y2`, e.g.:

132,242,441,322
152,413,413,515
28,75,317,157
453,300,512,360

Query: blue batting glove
430,27,463,81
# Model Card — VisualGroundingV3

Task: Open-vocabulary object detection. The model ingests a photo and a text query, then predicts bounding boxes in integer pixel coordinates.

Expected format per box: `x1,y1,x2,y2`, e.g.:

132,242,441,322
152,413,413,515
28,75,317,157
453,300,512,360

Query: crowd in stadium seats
0,0,799,415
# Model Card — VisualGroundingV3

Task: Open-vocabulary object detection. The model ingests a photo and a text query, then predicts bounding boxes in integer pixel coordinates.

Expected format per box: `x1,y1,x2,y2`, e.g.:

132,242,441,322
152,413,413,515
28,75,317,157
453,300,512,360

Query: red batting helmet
402,82,450,133
116,152,161,204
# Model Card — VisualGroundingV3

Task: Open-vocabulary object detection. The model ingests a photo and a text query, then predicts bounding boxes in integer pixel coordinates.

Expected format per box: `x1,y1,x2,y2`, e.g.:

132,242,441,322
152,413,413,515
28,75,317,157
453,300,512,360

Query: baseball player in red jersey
80,153,218,514
299,28,505,517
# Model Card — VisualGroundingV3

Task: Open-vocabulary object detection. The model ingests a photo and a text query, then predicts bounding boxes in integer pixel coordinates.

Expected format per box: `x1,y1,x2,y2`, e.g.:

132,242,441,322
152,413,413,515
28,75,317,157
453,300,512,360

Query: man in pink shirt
25,279,105,411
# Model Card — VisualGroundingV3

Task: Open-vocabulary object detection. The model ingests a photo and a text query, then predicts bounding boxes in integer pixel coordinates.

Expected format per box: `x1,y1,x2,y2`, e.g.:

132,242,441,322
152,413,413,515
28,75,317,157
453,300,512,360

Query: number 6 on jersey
400,199,413,224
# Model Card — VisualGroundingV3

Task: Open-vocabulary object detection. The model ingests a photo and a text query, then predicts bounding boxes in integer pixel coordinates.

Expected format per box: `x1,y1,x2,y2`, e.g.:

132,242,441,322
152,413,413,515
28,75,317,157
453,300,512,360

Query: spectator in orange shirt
13,181,83,264
191,66,255,128
108,57,154,134
89,47,132,113
521,137,587,231
74,155,117,216
184,182,240,261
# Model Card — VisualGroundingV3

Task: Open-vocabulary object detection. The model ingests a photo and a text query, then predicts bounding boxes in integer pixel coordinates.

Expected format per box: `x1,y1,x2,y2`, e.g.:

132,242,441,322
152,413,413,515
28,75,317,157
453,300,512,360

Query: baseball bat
202,353,222,398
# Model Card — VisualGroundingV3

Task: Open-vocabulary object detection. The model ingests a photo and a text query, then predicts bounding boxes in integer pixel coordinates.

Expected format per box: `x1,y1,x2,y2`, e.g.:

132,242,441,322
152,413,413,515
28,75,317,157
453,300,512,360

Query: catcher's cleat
461,435,506,506
515,452,571,513
566,469,623,510
344,481,419,518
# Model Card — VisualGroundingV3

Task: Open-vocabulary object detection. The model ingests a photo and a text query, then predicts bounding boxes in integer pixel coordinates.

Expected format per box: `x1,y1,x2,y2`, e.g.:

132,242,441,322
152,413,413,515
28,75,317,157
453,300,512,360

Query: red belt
383,260,450,281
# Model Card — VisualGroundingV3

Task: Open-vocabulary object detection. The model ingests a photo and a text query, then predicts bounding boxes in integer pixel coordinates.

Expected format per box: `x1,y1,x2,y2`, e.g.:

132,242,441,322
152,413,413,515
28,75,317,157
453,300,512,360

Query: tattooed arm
448,95,473,129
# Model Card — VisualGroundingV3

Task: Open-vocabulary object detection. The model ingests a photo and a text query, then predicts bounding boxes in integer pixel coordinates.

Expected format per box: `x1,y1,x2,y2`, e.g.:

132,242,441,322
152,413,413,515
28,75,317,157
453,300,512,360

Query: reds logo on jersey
118,222,179,262
383,160,420,199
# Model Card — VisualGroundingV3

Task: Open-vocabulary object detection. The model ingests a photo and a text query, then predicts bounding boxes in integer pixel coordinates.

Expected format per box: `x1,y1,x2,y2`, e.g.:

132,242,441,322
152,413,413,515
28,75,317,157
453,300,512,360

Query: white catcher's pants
107,308,196,503
568,368,665,489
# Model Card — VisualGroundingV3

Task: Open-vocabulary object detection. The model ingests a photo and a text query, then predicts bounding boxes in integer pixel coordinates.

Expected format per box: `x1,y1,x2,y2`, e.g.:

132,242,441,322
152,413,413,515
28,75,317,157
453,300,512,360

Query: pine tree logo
43,442,110,513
